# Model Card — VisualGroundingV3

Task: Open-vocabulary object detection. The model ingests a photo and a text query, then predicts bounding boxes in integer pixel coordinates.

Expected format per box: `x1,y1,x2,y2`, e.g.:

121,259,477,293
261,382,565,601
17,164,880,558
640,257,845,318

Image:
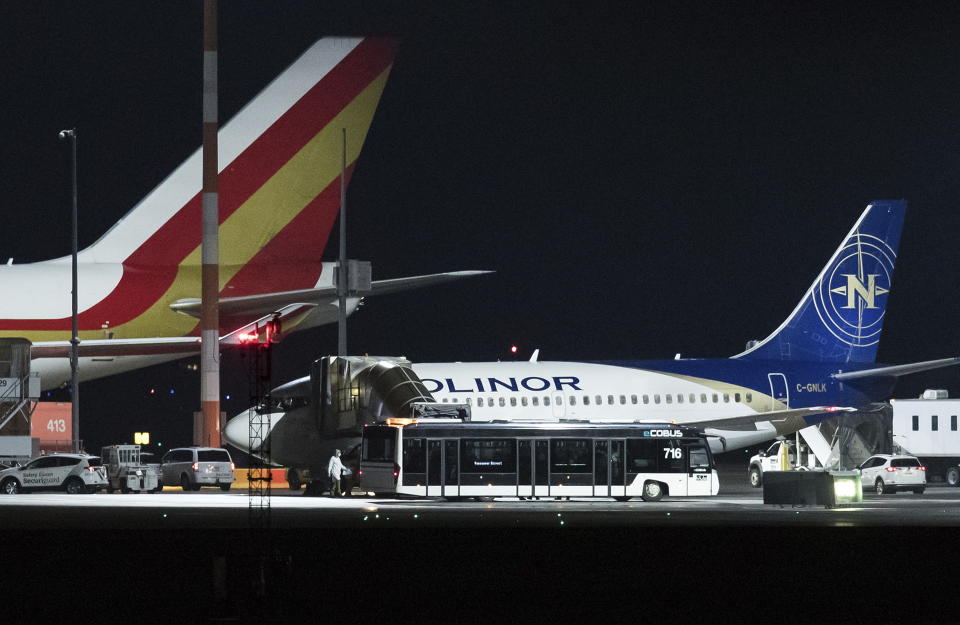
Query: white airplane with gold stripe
1,38,489,389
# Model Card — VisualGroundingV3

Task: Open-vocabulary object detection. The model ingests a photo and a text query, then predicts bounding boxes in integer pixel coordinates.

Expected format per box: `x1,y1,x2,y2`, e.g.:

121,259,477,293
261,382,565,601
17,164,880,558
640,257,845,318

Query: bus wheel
641,481,664,502
946,467,960,487
749,467,762,488
613,496,631,502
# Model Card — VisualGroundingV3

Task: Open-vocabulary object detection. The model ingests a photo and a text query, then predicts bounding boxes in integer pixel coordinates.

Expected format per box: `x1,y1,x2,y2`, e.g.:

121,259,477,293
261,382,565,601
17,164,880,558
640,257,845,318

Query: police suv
0,453,108,494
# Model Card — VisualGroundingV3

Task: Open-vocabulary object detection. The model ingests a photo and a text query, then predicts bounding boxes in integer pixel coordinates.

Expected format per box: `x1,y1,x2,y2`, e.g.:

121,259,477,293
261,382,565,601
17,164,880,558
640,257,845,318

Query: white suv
0,454,108,494
161,447,235,491
857,454,926,495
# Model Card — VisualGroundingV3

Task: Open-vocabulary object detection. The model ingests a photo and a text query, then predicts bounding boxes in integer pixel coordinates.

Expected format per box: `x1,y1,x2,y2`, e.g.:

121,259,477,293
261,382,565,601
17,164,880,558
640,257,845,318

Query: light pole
58,127,79,452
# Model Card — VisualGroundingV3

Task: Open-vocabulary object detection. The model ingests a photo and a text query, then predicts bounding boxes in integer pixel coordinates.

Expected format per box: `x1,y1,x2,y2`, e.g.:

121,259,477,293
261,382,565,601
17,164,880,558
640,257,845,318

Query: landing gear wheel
641,481,664,502
64,477,84,494
946,467,960,487
749,467,762,488
875,479,888,495
287,470,301,491
613,496,632,502
1,478,20,494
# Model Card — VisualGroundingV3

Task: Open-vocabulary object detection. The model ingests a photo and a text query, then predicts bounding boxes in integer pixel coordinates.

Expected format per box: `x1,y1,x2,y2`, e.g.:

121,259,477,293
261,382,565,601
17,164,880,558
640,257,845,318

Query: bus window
362,426,396,463
460,439,516,473
912,415,919,431
687,444,710,469
627,439,684,473
403,438,426,473
519,440,532,486
550,439,592,482
445,440,458,485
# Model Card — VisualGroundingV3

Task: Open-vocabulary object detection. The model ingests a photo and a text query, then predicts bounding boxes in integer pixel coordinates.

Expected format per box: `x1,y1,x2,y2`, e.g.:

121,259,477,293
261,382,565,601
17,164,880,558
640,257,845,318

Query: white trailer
890,390,960,486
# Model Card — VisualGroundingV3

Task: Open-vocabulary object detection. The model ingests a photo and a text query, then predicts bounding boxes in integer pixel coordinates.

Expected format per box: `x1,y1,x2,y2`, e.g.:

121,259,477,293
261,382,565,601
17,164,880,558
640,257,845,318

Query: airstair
794,404,892,470
0,338,40,462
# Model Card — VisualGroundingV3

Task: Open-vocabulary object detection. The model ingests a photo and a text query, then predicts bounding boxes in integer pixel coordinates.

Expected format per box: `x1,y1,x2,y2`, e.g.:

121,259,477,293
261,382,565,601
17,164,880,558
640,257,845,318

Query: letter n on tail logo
812,232,896,347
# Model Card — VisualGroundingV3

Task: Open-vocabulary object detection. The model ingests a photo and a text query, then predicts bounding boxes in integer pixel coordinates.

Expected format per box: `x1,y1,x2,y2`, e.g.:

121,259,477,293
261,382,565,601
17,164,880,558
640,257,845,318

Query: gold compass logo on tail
812,232,895,348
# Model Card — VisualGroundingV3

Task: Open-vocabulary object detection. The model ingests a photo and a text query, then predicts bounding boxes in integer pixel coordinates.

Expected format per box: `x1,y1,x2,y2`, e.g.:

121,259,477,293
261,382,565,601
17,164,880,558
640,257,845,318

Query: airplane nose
224,409,286,452
224,412,251,451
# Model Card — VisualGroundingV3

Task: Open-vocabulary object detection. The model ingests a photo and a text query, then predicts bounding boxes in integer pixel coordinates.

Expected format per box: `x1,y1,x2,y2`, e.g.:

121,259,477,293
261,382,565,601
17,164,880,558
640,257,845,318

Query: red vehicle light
358,470,364,476
230,462,235,470
393,463,401,485
192,462,199,471
885,466,899,472
85,466,97,472
918,466,926,471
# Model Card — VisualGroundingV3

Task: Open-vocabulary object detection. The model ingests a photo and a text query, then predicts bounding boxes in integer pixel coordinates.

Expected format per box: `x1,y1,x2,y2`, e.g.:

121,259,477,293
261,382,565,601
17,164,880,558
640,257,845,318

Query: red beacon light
510,345,518,354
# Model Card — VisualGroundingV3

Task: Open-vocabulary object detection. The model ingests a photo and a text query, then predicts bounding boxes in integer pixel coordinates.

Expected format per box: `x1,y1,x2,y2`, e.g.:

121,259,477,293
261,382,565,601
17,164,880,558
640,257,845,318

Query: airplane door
685,442,713,496
767,373,790,409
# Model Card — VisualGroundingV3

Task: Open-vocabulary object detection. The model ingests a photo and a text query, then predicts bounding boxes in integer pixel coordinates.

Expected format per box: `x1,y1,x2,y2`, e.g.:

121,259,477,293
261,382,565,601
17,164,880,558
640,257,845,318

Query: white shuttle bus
360,421,719,501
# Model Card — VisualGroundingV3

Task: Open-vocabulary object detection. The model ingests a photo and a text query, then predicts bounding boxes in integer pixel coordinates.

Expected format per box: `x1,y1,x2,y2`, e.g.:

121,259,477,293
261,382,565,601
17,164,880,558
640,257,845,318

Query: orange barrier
232,468,289,489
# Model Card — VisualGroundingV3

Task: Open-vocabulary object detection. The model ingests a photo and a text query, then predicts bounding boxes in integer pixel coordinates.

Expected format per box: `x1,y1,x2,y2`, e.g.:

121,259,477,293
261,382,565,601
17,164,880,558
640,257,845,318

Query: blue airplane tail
736,200,906,363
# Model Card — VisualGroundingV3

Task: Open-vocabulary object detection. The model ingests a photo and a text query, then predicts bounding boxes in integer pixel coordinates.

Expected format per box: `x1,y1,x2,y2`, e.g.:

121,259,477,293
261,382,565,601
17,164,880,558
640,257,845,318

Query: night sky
2,2,959,454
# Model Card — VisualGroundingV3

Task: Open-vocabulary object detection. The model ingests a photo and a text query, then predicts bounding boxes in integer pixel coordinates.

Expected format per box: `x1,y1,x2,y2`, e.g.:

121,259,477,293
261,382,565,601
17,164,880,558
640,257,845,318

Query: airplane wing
30,305,312,358
169,270,494,319
684,405,856,432
831,357,960,381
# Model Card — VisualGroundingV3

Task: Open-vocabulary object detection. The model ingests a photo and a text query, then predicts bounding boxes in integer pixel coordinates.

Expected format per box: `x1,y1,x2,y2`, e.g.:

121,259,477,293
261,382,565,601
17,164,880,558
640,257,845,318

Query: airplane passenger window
499,397,505,407
723,393,730,403
532,397,539,406
654,395,661,404
665,395,672,404
570,396,576,405
677,394,684,404
545,396,552,406
631,395,637,404
477,398,484,407
583,396,590,405
521,397,527,407
735,393,741,402
701,393,708,403
619,395,626,405
595,395,602,405
712,394,718,403
510,397,517,407
466,398,472,406
746,393,753,403
643,395,649,404
689,394,695,403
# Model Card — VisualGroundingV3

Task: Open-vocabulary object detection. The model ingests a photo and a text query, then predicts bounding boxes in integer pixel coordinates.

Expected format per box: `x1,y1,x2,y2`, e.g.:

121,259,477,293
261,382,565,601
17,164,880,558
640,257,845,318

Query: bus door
684,440,713,496
594,440,609,497
427,440,442,496
610,440,625,498
444,439,458,497
532,439,549,497
518,439,532,498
